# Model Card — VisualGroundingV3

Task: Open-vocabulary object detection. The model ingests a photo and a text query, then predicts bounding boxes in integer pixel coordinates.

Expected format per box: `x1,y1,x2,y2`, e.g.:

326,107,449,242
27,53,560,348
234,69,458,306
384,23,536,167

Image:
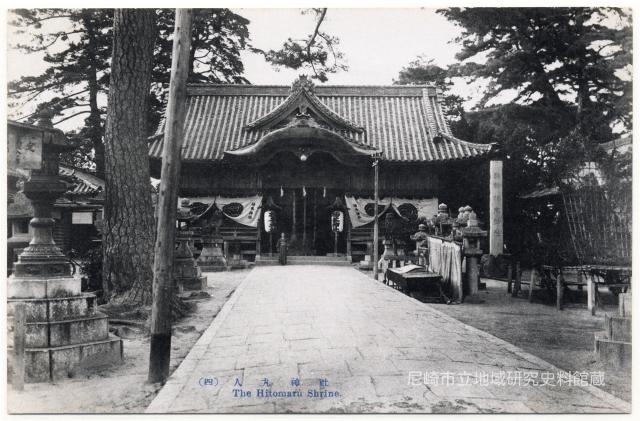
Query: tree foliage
397,8,632,258
394,56,468,134
422,7,631,191
251,8,348,82
8,8,252,173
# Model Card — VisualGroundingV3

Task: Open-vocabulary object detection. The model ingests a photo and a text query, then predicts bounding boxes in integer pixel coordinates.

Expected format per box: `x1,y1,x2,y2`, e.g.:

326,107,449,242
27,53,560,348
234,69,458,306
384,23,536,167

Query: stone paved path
146,266,630,414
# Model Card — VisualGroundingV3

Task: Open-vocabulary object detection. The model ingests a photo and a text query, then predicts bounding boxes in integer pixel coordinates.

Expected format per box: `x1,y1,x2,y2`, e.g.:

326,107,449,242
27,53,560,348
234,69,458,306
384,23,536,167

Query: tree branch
52,110,91,125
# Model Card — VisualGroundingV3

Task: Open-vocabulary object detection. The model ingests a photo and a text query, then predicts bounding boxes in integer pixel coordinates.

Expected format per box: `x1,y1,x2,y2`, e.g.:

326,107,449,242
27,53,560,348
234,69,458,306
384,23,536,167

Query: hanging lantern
264,210,276,233
331,210,344,233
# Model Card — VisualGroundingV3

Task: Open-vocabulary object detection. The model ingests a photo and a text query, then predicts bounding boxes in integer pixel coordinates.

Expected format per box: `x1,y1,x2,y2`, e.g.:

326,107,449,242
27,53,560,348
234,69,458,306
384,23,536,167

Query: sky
235,8,462,85
6,8,483,131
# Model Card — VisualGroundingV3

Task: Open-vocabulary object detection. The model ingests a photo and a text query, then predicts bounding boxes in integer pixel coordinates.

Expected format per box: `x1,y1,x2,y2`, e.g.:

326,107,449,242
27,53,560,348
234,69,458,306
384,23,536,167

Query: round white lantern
264,210,276,233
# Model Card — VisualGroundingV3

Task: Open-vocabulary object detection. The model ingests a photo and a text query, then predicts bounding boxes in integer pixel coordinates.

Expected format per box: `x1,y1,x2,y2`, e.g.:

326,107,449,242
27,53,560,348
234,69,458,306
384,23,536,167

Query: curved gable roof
149,76,492,163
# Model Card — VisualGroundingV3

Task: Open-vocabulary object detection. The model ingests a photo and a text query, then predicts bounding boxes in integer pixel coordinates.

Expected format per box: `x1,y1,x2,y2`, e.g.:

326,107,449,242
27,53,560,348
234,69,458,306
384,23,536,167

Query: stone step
25,312,110,348
605,314,631,342
9,335,123,383
594,332,631,369
8,293,98,323
255,260,352,267
256,256,348,262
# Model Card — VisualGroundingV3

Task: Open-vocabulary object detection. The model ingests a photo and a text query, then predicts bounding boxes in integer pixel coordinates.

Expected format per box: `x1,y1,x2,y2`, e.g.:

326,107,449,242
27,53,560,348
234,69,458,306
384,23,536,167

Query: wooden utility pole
372,154,380,280
148,8,193,384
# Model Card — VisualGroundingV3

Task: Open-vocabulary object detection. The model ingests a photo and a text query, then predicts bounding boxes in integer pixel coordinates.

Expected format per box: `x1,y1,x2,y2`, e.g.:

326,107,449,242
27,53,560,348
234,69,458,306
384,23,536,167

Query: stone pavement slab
146,266,630,414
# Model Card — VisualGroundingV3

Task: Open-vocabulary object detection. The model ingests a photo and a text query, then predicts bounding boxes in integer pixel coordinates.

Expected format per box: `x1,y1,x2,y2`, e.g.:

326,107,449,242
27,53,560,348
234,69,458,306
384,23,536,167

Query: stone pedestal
173,230,206,291
196,234,227,272
7,146,121,383
595,292,631,368
464,250,483,300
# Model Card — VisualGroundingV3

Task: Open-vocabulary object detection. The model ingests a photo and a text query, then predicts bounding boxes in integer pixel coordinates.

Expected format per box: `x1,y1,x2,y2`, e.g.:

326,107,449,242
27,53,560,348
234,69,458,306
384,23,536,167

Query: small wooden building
149,76,498,261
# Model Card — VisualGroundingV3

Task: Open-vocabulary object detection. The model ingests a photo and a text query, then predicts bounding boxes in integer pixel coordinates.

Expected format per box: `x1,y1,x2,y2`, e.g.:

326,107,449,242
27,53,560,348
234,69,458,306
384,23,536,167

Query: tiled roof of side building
149,79,492,163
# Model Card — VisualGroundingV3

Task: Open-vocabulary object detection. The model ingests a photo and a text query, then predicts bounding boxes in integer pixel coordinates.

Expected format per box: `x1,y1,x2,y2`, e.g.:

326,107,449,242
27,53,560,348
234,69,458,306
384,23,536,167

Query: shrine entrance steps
254,255,351,266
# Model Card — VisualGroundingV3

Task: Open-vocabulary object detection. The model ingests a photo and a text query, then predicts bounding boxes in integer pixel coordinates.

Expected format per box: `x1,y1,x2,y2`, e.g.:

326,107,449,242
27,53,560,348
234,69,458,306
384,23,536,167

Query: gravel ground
425,276,631,402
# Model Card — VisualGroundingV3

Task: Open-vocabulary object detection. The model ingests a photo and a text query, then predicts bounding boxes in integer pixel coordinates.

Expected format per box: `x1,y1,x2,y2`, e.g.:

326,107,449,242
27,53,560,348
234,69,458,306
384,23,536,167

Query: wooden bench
384,265,450,303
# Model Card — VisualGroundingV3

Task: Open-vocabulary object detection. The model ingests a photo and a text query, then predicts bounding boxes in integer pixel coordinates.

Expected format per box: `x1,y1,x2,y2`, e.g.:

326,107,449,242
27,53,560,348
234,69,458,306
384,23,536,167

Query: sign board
72,212,93,225
8,129,42,170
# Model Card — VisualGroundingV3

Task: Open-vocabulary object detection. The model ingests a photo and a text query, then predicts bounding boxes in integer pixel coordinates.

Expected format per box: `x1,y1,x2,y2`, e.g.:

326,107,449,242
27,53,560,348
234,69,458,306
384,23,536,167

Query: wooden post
372,156,380,280
313,189,317,249
512,261,521,297
346,214,352,260
12,303,26,391
303,191,307,253
148,8,193,384
291,190,297,243
528,268,536,302
588,273,596,316
223,241,229,259
556,270,564,311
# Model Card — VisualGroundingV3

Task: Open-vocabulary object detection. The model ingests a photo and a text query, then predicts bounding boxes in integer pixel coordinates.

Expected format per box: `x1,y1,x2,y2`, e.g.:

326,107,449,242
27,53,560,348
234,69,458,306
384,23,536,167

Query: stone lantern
7,118,122,382
434,203,452,237
196,208,228,271
462,210,487,303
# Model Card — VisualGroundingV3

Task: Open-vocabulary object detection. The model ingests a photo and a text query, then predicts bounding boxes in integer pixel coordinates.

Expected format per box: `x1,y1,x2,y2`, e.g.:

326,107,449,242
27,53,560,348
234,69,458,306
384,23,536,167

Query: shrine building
148,76,501,262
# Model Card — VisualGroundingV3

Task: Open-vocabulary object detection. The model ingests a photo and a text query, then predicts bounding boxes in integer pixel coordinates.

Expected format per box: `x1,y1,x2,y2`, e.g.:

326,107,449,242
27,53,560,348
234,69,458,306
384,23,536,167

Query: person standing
277,233,288,265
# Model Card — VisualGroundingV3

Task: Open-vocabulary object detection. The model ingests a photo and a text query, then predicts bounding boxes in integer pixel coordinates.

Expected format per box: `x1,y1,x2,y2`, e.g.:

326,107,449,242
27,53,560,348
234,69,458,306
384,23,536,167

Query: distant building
149,76,500,261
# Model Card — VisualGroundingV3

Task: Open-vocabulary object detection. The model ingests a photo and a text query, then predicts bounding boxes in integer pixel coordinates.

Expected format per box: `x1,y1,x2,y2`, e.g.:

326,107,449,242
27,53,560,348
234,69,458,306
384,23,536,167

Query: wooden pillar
556,270,564,311
489,160,504,256
588,273,596,316
303,191,307,253
149,8,193,384
373,157,380,280
223,240,229,259
291,189,297,242
512,261,521,297
528,268,536,302
256,216,261,258
313,189,317,249
346,213,352,260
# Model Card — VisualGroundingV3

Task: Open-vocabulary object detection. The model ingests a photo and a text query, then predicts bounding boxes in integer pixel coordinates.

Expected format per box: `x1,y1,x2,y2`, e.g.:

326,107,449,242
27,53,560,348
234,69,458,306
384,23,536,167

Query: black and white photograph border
1,0,636,417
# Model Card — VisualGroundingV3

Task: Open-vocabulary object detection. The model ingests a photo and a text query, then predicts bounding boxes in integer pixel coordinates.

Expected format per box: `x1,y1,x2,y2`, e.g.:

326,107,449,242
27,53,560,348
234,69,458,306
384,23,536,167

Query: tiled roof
59,164,104,196
149,78,492,163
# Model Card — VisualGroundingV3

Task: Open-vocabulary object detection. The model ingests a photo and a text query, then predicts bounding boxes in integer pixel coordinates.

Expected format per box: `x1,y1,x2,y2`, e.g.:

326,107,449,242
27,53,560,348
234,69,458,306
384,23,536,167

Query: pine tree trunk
102,9,157,306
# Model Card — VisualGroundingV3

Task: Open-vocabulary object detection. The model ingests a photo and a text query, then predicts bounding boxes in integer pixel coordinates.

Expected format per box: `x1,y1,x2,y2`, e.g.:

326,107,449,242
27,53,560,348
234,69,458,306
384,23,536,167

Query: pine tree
102,8,157,305
436,7,632,185
8,8,252,174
